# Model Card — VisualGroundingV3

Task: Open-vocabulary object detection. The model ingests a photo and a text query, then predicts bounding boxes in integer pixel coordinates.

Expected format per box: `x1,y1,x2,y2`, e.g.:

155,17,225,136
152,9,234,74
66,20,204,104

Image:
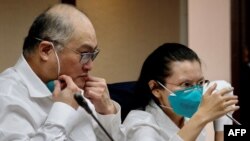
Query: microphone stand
74,92,115,141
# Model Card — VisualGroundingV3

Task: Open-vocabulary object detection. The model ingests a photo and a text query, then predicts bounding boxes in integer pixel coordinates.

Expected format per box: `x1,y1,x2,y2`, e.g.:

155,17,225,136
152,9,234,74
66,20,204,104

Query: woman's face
159,60,204,108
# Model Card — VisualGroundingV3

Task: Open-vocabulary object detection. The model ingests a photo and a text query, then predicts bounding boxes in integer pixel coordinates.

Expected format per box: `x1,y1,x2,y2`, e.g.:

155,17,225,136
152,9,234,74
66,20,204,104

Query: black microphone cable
74,91,115,141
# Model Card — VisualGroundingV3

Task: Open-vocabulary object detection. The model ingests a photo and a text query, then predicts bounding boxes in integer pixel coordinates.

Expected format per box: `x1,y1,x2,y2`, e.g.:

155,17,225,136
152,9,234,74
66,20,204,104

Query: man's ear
38,41,54,61
148,80,162,98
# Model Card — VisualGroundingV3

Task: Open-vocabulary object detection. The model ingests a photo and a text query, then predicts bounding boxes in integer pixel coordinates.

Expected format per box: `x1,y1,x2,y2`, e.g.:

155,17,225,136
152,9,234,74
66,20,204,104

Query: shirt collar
147,101,206,140
14,55,52,98
146,101,180,130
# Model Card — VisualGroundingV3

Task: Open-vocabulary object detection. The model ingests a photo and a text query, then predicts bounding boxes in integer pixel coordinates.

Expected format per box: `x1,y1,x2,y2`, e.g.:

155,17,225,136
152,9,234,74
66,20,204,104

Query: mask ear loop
156,81,176,96
50,43,60,78
156,81,174,110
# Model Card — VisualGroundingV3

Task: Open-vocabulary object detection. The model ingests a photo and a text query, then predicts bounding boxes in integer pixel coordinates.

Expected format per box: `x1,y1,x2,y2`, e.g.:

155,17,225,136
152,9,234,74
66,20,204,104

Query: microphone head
74,92,84,105
74,91,92,114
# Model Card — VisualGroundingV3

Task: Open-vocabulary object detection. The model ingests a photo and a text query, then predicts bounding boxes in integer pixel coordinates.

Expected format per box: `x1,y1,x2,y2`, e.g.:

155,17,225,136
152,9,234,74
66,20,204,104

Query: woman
123,43,239,141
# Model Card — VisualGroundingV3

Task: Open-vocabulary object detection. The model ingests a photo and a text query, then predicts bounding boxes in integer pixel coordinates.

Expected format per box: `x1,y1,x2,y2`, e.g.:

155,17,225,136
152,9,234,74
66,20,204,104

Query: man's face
58,26,98,89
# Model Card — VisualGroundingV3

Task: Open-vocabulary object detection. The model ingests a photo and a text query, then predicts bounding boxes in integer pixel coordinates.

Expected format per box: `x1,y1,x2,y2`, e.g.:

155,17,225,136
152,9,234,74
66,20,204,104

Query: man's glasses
166,79,210,89
34,37,99,65
65,47,100,65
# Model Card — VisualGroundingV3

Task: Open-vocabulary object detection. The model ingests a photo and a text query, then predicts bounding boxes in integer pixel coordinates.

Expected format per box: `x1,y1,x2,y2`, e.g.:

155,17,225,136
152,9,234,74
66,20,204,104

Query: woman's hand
195,83,239,123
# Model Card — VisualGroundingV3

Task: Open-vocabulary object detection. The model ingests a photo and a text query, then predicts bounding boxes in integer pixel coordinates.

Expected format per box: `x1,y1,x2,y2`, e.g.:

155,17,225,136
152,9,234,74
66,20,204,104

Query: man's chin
74,79,85,89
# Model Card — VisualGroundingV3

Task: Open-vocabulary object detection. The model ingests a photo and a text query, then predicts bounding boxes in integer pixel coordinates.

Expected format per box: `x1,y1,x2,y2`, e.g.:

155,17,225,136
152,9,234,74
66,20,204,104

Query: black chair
108,81,137,122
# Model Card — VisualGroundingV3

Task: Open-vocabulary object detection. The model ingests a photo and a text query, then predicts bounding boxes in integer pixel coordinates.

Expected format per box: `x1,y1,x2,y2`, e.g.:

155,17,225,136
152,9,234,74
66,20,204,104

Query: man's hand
52,75,82,110
84,75,117,115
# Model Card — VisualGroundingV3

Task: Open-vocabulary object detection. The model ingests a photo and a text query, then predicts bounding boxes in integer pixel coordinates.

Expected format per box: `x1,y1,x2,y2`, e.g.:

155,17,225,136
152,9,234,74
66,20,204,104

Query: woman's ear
38,41,54,61
148,80,162,99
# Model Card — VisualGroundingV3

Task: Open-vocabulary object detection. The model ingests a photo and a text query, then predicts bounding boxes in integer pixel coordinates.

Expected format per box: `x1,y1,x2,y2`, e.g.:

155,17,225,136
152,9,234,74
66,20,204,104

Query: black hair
134,43,201,108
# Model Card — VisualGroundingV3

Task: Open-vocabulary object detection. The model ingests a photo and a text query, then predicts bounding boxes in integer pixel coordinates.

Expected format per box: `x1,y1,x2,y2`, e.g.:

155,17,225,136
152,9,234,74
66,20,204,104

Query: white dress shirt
123,101,206,141
122,80,234,141
0,55,121,141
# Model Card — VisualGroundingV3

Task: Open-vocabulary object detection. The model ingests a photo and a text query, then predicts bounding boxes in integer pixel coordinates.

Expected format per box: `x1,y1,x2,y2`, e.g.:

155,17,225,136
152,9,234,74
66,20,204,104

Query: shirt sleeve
0,95,79,141
95,100,124,141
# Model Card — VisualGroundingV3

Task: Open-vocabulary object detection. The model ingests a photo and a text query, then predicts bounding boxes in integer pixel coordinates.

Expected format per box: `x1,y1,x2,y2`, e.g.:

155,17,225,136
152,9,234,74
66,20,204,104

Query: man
0,3,121,141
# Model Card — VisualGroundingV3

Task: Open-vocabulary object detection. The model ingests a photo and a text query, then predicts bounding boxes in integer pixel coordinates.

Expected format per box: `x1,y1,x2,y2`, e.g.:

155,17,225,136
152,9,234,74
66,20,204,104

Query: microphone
226,114,241,125
74,91,115,141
